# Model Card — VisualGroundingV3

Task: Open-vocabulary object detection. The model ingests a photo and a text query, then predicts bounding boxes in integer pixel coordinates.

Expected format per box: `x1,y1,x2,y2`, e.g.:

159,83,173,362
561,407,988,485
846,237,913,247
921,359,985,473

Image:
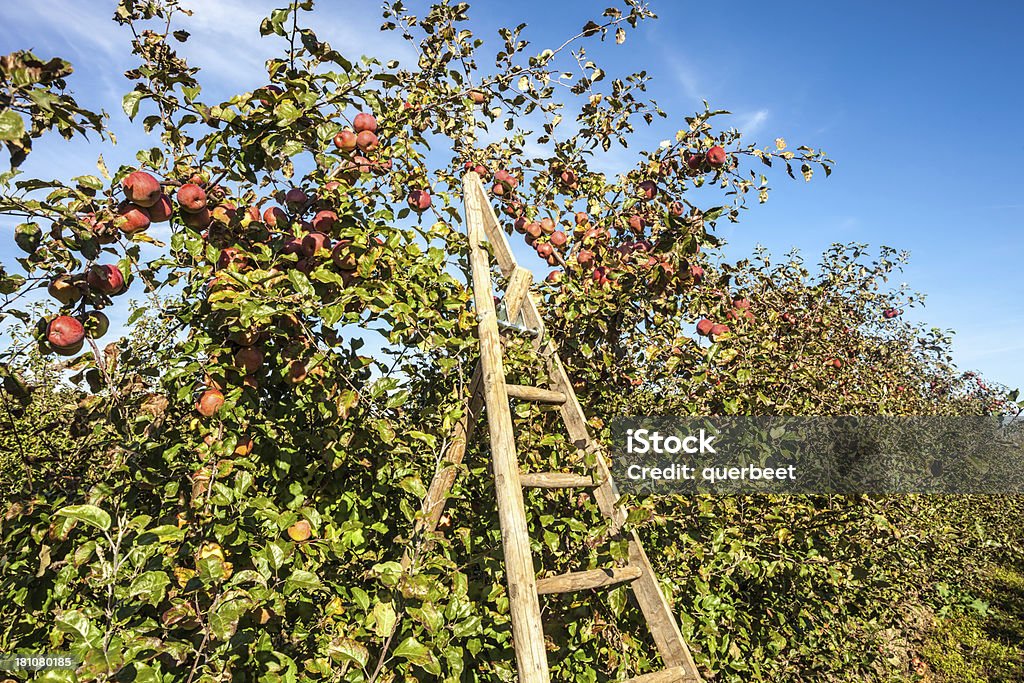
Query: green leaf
393,636,431,663
14,222,41,253
123,91,145,119
129,571,170,606
287,269,315,298
56,504,111,532
55,609,102,647
0,110,25,141
351,586,370,611
284,568,320,595
372,601,397,637
210,593,253,640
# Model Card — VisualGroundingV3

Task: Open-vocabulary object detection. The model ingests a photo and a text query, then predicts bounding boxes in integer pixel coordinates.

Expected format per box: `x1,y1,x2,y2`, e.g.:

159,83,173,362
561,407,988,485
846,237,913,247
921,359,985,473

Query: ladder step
536,565,642,595
505,384,567,404
520,472,595,488
624,666,701,683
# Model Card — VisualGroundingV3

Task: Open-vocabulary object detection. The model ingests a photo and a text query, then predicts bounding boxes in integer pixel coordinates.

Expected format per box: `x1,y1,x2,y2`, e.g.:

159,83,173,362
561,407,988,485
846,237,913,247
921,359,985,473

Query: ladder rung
536,565,642,595
520,472,595,488
624,666,701,683
505,384,567,404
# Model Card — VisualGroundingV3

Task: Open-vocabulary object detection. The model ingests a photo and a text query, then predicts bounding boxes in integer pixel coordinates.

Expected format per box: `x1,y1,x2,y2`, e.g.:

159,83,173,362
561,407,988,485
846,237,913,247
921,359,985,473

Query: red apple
407,189,431,213
577,249,595,266
356,130,378,152
117,201,151,234
468,90,487,104
353,112,377,133
182,207,212,229
331,241,357,270
546,271,563,284
333,129,357,152
257,84,282,106
263,206,288,228
525,222,543,238
668,201,685,217
83,310,109,338
638,180,657,200
550,231,567,247
234,347,264,374
87,264,125,295
47,315,85,349
197,389,225,417
706,146,727,168
148,195,173,223
48,275,83,305
686,152,705,171
574,211,589,226
627,215,645,232
696,319,714,336
284,188,308,206
312,210,337,232
285,360,308,384
301,231,331,258
122,171,162,208
536,242,554,258
177,183,207,213
709,323,729,338
539,217,555,235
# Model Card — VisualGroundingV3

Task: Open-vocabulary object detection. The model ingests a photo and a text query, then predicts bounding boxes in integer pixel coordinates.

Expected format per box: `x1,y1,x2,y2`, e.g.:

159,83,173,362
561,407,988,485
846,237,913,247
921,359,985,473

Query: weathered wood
536,565,642,595
505,384,567,405
519,472,595,489
464,172,550,682
624,667,701,683
476,180,518,277
414,362,483,538
503,266,533,325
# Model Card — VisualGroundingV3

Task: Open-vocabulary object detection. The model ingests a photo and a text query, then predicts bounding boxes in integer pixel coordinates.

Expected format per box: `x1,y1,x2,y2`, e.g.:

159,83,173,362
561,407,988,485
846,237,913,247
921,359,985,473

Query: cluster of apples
35,168,233,358
506,168,712,293
191,179,392,419
726,297,755,323
332,111,432,215
696,318,730,341
683,145,728,175
513,215,567,267
882,307,903,319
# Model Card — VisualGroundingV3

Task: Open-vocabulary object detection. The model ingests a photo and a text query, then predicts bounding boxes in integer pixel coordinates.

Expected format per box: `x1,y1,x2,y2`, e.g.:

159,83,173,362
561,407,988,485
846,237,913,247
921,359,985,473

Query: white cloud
736,108,769,136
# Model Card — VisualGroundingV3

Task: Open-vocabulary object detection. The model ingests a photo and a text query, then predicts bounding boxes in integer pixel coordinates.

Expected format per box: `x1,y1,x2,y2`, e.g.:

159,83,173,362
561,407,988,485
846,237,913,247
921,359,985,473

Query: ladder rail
464,173,550,682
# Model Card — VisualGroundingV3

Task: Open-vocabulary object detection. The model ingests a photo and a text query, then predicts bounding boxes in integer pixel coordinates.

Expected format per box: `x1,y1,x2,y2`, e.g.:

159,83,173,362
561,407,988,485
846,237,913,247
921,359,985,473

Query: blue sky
1,1,1021,390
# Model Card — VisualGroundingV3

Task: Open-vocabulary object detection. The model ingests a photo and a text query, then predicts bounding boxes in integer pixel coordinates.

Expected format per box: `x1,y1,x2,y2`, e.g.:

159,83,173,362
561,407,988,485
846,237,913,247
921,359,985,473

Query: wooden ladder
414,172,704,683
